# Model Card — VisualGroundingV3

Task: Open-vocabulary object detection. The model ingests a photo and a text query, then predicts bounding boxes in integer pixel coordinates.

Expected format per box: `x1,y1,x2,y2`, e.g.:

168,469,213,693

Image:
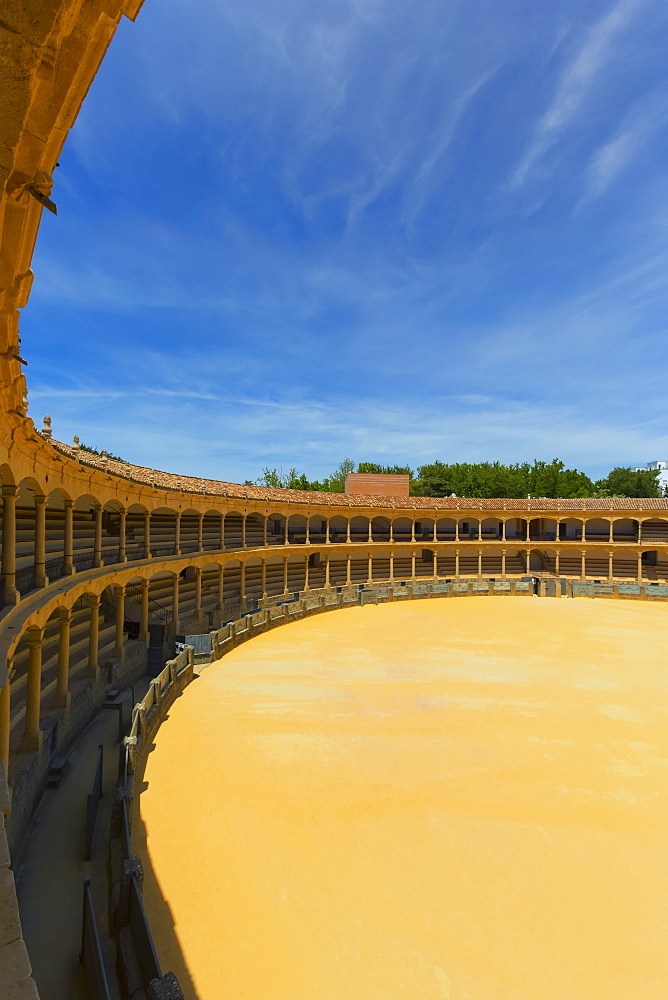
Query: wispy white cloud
580,86,668,203
511,0,646,189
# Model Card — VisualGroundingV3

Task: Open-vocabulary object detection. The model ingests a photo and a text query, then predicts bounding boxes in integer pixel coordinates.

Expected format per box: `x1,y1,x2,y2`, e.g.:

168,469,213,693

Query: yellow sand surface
136,598,668,999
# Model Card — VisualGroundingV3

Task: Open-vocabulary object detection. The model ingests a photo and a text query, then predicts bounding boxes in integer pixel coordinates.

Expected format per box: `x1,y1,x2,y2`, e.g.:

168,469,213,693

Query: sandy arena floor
135,598,668,999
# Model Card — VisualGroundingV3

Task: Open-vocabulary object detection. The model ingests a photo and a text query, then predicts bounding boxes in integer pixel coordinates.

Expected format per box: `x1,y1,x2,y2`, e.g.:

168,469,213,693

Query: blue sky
23,0,668,482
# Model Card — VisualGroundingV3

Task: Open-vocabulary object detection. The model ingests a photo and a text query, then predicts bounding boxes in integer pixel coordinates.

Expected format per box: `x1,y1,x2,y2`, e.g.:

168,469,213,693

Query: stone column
261,559,267,597
411,521,416,543
283,557,288,594
305,519,311,546
555,550,560,577
526,549,531,576
119,508,127,562
93,504,103,568
64,499,74,575
455,550,460,578
637,552,643,584
284,516,290,546
140,579,150,643
582,520,587,543
87,595,100,678
608,520,614,543
0,667,10,773
241,516,246,549
240,563,246,608
22,628,43,751
171,573,180,631
325,517,330,544
217,564,224,610
34,495,47,587
455,521,460,542
367,553,373,584
54,609,72,708
304,556,310,592
501,549,506,579
608,550,614,583
501,519,506,542
389,552,394,581
477,521,482,541
1,486,18,605
478,549,482,580
195,567,202,619
175,512,181,555
346,554,351,584
554,520,560,542
411,550,416,579
367,519,373,543
114,585,126,660
324,554,330,587
219,514,224,550
346,519,351,544
143,511,151,559
389,520,394,543
581,550,587,581
263,516,268,547
638,520,643,543
197,513,204,552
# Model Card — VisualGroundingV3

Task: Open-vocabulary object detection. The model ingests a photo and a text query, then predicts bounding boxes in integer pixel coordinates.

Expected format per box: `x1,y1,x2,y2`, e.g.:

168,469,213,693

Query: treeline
251,459,664,499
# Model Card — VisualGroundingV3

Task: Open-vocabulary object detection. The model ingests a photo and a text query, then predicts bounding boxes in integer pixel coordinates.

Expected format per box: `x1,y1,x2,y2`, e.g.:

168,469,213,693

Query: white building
636,461,668,491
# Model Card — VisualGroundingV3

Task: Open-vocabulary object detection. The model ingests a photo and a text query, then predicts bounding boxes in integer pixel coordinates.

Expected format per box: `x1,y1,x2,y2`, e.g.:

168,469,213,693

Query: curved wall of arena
3,10,668,990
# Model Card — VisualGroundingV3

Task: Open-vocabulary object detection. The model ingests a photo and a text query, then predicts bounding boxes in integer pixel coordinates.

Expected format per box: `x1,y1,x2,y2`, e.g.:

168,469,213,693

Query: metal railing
80,877,111,1000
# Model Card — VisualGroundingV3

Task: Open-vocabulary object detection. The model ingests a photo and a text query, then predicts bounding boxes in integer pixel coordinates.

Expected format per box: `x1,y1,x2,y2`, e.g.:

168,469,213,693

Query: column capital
57,607,72,623
1,484,17,499
27,626,43,645
63,497,73,509
34,494,46,506
88,593,101,607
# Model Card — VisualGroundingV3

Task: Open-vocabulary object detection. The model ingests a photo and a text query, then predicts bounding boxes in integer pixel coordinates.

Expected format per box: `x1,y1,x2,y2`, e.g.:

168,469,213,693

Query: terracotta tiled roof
49,440,668,512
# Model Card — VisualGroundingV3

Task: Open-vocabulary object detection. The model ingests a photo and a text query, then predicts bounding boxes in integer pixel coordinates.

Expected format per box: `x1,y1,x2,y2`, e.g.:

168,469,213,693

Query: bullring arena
1,4,667,1000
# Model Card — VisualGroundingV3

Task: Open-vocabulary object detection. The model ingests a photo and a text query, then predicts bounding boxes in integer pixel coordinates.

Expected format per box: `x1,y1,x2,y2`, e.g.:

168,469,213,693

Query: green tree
595,467,662,498
357,462,414,477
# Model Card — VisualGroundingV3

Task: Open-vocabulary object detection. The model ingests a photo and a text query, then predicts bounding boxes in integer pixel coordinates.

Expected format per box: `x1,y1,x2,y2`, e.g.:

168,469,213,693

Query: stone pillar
216,564,224,610
367,553,373,584
555,550,560,577
171,574,180,631
433,520,438,542
582,520,587,543
325,517,330,544
389,520,394,543
411,521,416,543
261,559,267,597
526,549,531,576
477,521,482,542
638,520,643,543
64,498,74,575
367,519,373,543
241,516,246,549
22,628,43,751
175,512,181,555
581,550,587,581
0,664,11,772
114,585,126,660
455,521,460,542
478,549,482,580
304,556,310,592
140,579,150,644
197,513,204,552
219,514,224,550
263,516,268,547
501,549,506,579
608,551,614,583
346,519,351,544
284,516,290,546
305,519,311,546
143,512,151,559
87,595,100,678
411,550,416,579
283,557,288,594
93,504,103,568
608,520,614,543
119,508,127,563
346,554,351,584
455,550,460,578
0,490,24,603
637,552,643,584
34,495,47,587
325,554,331,587
555,520,560,542
194,567,202,619
389,551,394,581
501,519,506,542
54,609,72,708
